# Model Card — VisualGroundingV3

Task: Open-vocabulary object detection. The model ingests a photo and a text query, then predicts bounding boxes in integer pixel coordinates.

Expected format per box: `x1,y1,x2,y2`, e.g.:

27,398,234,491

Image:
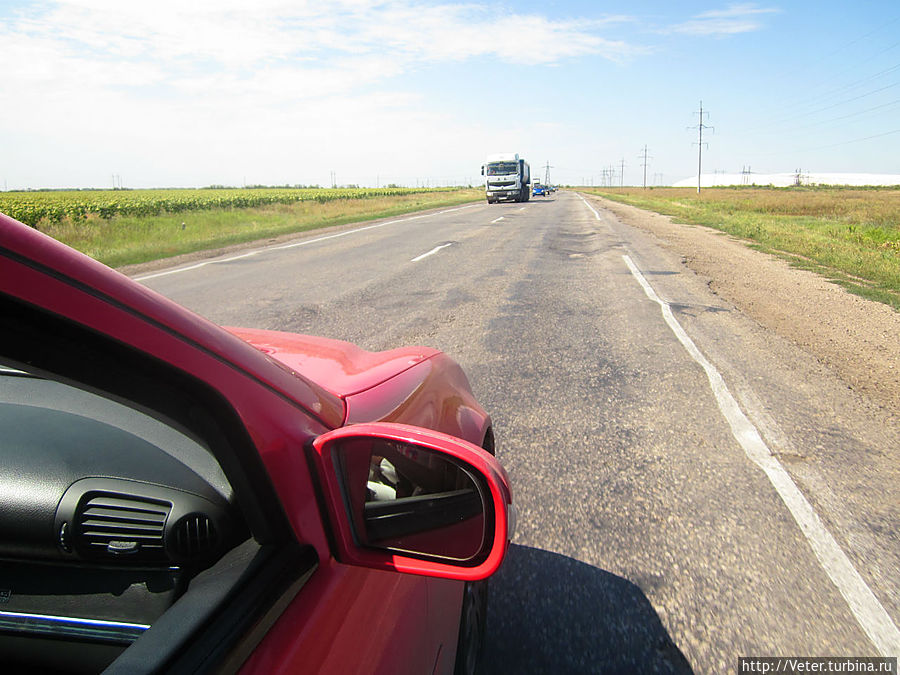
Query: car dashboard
0,367,248,671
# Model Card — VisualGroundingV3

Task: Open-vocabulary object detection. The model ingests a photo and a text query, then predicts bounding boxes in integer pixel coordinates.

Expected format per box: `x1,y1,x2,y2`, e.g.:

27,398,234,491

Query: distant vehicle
482,153,531,203
532,181,547,197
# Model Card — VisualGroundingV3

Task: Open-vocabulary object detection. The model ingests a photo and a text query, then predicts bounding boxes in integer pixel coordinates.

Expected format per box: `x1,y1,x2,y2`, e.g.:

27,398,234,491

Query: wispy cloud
3,1,642,94
0,1,648,186
667,3,780,37
0,1,648,133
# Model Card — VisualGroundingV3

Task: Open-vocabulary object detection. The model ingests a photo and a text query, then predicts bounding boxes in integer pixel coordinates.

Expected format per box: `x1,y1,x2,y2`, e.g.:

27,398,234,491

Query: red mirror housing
310,423,513,581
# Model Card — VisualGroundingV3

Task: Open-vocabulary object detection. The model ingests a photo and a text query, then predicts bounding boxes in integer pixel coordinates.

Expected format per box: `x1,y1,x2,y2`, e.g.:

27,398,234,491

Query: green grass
31,189,482,268
581,187,900,310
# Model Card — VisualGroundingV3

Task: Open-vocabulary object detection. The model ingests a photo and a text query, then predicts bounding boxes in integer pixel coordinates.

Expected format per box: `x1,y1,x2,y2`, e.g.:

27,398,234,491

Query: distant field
582,186,900,309
0,187,482,267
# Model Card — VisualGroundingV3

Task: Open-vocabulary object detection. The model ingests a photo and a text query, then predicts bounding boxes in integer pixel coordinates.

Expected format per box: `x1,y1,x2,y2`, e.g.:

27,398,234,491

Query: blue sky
2,1,898,189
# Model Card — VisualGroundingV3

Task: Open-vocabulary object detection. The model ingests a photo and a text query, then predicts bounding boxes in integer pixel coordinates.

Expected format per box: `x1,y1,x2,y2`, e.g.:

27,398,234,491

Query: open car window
0,296,314,674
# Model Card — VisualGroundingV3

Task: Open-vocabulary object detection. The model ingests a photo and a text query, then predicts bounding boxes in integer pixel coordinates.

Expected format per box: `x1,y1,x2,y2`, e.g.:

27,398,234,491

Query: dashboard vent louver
172,514,218,560
76,494,170,561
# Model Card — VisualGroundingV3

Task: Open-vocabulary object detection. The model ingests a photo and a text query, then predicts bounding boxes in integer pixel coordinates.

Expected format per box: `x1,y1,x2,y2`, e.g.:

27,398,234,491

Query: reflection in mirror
335,439,487,562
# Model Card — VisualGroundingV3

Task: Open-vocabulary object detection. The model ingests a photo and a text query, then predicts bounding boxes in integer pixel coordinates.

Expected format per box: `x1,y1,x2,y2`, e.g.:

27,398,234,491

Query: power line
742,63,900,137
788,97,900,133
754,15,900,118
805,37,900,103
801,126,900,151
638,145,652,189
818,15,900,62
794,78,900,120
803,60,900,108
736,15,900,139
601,167,611,187
689,101,713,195
739,126,900,161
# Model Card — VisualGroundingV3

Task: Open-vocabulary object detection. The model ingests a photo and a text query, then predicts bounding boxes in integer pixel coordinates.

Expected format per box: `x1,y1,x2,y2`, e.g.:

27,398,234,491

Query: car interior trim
106,540,317,674
0,611,149,644
0,292,294,546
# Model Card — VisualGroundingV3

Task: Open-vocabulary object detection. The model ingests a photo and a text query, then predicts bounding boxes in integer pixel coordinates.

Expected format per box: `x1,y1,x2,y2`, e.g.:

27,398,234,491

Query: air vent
172,514,218,560
76,494,170,561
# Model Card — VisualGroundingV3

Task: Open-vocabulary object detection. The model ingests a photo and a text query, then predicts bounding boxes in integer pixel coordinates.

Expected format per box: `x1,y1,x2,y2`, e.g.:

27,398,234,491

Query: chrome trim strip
0,610,149,643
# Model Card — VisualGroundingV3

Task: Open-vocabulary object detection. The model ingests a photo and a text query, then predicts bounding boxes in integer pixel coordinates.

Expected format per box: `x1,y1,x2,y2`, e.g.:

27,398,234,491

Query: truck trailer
482,153,531,203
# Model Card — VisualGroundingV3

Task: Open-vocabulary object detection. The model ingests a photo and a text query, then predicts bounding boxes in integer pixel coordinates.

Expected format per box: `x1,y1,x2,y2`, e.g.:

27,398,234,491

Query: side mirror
310,423,513,581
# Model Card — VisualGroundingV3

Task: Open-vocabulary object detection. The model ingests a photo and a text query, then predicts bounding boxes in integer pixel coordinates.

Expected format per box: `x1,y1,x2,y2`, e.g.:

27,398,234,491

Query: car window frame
0,292,317,672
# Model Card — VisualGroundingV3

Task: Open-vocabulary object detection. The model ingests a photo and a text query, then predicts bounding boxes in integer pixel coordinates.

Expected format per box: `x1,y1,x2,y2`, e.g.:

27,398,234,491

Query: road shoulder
581,193,900,419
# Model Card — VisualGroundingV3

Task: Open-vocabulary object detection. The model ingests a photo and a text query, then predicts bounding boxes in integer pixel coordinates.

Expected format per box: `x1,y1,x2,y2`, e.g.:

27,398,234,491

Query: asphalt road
137,192,899,673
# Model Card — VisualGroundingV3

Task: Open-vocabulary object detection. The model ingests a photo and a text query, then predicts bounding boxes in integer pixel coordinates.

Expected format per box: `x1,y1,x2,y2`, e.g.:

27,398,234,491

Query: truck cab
482,153,531,204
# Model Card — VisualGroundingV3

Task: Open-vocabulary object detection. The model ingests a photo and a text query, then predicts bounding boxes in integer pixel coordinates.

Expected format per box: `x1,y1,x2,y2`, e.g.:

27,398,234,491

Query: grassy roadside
35,189,483,268
581,187,900,310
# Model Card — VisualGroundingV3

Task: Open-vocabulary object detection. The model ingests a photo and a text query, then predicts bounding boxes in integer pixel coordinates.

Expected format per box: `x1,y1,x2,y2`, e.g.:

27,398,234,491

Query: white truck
481,153,531,203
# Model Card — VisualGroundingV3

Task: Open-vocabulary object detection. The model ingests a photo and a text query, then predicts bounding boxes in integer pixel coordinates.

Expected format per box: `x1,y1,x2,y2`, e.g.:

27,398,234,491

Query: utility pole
638,145,652,189
619,158,626,187
689,101,713,195
543,161,553,186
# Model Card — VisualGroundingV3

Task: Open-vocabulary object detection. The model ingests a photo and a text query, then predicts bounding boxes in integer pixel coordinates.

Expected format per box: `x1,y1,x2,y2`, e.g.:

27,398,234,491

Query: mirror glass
335,438,487,562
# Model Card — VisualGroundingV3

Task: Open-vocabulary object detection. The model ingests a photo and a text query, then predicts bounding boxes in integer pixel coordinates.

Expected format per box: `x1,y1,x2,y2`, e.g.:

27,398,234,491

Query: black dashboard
0,368,248,670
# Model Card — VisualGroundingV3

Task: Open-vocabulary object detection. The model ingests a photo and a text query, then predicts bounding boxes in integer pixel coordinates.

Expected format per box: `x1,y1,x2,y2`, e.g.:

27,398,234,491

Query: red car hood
0,214,346,429
226,327,441,399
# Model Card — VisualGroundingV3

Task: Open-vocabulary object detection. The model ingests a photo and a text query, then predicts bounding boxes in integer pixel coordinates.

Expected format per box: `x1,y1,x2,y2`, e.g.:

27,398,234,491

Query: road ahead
138,192,899,673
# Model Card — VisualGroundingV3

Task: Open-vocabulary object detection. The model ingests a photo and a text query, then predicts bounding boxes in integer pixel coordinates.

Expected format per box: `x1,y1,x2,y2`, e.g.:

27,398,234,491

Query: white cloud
2,2,644,123
668,3,780,37
1,1,646,187
6,1,639,78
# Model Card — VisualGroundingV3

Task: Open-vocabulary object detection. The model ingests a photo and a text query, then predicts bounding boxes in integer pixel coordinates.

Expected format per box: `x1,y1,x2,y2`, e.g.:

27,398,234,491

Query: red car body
0,213,513,674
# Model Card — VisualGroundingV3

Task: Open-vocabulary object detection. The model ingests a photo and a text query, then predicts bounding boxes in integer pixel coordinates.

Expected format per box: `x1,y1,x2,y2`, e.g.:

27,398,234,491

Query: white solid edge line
411,242,453,262
491,216,504,223
623,253,900,658
578,193,602,220
133,203,479,281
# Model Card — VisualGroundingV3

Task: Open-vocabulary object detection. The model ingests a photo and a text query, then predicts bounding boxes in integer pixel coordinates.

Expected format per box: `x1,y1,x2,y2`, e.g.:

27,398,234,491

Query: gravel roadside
582,194,900,418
